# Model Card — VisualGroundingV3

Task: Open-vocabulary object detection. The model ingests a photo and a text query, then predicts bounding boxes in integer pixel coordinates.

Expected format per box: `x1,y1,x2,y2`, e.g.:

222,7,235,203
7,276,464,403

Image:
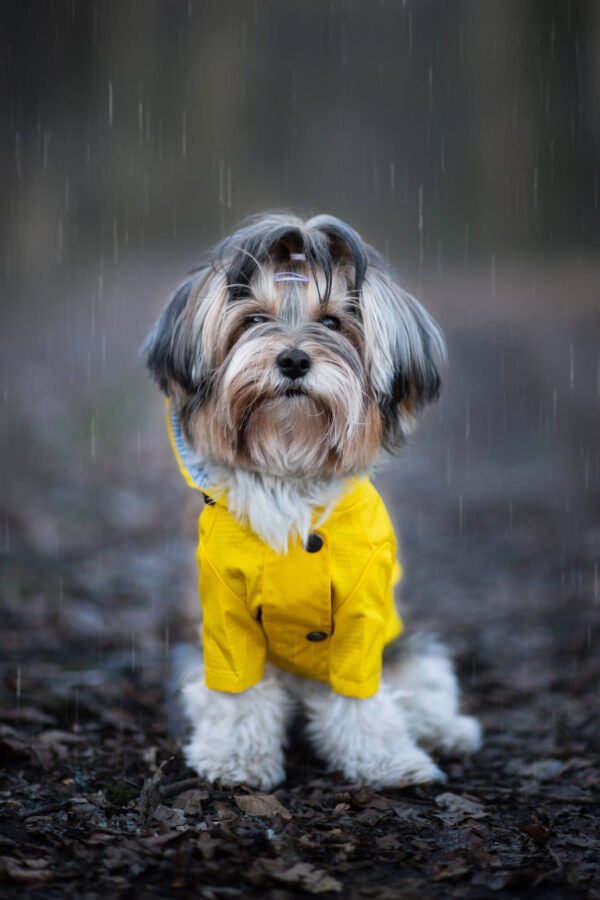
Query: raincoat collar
165,400,216,499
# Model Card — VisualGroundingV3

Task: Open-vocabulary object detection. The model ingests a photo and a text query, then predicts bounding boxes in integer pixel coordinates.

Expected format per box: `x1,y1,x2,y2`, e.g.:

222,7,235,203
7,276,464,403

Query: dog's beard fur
144,213,445,482
192,325,382,478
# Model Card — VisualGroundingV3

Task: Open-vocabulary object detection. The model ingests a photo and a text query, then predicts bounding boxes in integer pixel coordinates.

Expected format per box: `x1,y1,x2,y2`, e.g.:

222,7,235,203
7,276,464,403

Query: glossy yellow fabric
166,405,404,699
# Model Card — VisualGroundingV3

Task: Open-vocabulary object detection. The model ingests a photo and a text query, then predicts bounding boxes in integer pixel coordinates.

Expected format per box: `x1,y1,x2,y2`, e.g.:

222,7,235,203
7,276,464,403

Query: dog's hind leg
383,634,482,756
302,680,447,788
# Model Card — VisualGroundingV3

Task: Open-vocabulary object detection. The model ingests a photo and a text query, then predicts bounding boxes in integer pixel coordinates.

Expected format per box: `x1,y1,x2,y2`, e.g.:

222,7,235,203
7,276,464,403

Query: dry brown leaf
214,800,238,822
332,802,350,815
234,792,292,820
375,833,403,851
172,789,207,814
196,831,222,861
0,856,53,883
152,803,186,827
434,792,488,823
518,823,551,844
257,859,342,893
432,857,472,882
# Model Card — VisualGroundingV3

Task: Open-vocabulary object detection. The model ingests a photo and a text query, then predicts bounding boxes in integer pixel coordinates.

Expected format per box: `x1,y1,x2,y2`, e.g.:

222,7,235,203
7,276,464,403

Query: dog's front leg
182,669,292,791
303,681,446,788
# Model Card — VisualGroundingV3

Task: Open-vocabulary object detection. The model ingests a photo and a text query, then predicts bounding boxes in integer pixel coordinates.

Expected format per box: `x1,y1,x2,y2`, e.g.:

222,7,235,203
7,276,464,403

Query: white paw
305,681,449,788
412,713,482,757
341,744,447,788
437,715,482,756
179,672,292,791
184,734,285,791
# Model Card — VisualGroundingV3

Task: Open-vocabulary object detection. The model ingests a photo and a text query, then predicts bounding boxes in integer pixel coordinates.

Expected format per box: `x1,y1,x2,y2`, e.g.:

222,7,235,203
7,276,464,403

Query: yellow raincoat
166,405,404,699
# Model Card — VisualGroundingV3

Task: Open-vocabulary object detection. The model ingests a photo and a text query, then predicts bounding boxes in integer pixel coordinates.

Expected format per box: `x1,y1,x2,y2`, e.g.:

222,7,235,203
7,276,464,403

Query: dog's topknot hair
214,213,369,306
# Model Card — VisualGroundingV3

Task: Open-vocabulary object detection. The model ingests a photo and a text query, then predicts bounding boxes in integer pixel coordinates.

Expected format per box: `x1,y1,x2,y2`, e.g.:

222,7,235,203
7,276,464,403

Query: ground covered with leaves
1,261,599,897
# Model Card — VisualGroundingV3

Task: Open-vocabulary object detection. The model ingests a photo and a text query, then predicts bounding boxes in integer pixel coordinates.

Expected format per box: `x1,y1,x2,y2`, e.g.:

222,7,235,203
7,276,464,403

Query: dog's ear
142,273,203,396
359,260,445,447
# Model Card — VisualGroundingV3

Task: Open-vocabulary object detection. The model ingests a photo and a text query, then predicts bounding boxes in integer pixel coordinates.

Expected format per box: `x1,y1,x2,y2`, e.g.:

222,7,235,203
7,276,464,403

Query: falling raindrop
90,415,96,462
569,343,575,390
14,132,21,180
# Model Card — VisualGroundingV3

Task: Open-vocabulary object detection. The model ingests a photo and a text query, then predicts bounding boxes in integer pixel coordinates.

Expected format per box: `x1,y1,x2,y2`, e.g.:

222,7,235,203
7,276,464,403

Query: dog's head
143,213,445,478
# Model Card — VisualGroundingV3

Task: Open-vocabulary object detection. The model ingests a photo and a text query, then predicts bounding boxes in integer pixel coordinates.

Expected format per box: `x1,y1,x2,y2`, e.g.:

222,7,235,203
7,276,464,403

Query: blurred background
1,0,599,771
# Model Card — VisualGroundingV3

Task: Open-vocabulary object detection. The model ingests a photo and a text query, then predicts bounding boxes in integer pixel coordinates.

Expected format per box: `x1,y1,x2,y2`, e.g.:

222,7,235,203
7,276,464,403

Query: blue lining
170,408,212,491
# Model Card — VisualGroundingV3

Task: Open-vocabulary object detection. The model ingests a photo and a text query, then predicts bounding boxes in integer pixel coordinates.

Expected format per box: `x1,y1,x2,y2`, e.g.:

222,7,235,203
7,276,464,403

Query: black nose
276,349,311,380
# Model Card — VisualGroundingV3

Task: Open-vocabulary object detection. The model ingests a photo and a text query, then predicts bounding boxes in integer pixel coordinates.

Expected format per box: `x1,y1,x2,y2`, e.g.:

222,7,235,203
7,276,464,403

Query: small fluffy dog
144,213,481,789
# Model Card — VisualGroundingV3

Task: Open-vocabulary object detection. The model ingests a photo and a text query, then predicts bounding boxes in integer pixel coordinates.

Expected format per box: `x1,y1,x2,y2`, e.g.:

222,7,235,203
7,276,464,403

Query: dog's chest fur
206,464,349,553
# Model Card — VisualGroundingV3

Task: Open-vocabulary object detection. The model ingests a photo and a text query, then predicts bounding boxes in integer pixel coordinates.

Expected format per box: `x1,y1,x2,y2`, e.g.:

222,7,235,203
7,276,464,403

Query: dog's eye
319,315,341,331
244,314,270,328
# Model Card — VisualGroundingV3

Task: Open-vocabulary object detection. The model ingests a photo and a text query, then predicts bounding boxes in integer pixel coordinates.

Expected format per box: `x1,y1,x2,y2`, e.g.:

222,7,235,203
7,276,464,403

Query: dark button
306,631,328,642
305,533,323,553
203,493,215,506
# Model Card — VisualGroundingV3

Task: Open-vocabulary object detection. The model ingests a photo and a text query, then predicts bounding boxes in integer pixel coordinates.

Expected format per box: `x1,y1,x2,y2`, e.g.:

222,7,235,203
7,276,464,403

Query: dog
143,212,481,790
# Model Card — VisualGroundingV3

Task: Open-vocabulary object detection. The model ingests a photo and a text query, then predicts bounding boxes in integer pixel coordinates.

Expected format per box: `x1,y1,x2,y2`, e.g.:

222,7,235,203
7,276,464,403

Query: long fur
143,213,445,484
181,661,293,792
143,213,480,789
177,640,480,790
205,464,347,553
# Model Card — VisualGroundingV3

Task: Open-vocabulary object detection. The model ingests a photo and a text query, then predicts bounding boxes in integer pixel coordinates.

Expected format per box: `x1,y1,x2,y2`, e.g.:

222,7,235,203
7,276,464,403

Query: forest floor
0,257,599,898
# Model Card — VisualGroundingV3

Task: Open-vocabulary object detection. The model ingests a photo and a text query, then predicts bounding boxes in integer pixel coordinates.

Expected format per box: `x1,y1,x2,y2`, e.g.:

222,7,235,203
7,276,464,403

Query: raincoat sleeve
328,542,403,699
198,541,268,693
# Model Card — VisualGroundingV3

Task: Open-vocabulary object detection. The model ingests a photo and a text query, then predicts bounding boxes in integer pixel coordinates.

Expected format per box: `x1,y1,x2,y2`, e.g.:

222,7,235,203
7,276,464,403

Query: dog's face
144,214,445,478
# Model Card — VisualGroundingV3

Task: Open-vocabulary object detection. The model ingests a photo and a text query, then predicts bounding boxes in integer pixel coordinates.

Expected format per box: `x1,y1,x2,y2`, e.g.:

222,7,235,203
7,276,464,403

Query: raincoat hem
329,672,381,699
204,667,265,693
